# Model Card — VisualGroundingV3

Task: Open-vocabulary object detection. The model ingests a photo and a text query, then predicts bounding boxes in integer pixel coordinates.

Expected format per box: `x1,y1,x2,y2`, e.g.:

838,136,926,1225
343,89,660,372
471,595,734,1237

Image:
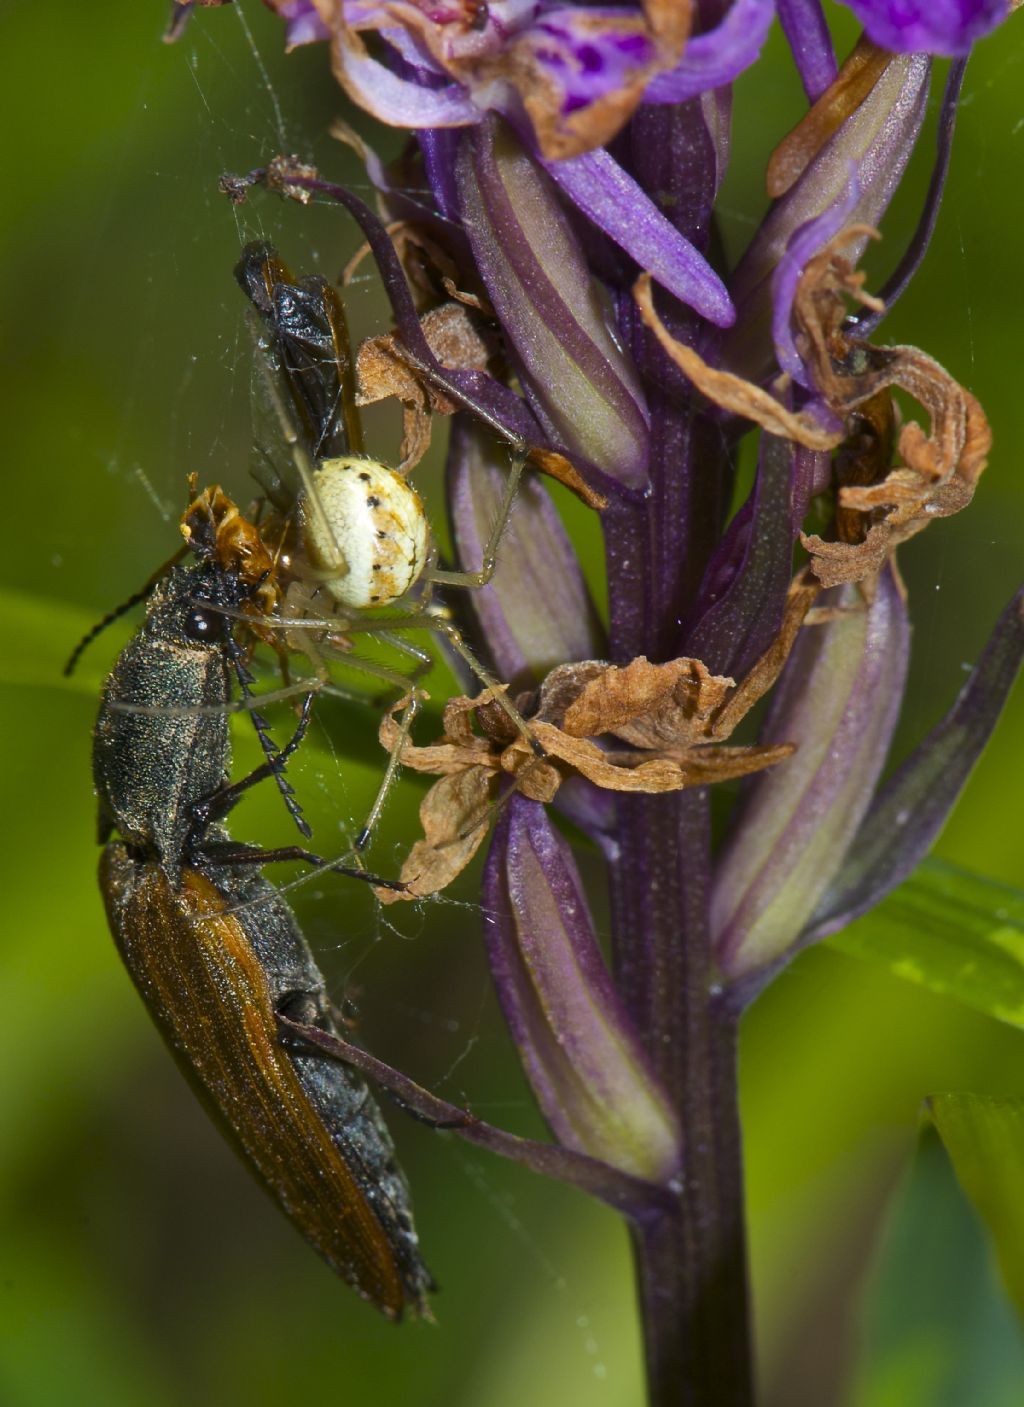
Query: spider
68,238,537,851
198,239,539,847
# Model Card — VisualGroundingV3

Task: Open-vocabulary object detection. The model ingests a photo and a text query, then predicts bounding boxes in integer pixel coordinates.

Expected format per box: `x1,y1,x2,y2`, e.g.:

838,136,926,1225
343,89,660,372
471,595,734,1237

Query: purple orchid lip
269,0,774,189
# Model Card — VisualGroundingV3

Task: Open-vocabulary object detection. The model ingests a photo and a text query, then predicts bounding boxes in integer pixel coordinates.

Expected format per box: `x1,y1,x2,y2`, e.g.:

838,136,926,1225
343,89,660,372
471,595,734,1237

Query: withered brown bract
90,553,432,1318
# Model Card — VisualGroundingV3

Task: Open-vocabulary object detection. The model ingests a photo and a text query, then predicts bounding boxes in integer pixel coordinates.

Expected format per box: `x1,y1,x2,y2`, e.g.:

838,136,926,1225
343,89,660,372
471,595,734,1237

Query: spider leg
425,446,526,591
355,691,421,851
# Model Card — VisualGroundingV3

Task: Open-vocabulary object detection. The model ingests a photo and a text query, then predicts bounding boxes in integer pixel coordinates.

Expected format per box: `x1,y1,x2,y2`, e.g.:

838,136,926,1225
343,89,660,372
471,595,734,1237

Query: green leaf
928,1093,1024,1320
850,1124,1024,1407
1,588,118,695
827,858,1024,1029
1,587,431,845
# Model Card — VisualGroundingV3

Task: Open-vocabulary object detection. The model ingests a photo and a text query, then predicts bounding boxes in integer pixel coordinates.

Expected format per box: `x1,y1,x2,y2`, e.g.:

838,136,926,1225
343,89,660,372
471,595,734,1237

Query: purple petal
276,0,330,47
684,433,798,680
645,0,776,103
771,169,861,387
542,145,736,327
836,0,1010,56
777,0,838,101
483,795,683,1182
724,52,930,381
332,32,480,127
711,562,910,980
523,8,658,113
446,416,604,688
457,119,651,490
802,585,1024,943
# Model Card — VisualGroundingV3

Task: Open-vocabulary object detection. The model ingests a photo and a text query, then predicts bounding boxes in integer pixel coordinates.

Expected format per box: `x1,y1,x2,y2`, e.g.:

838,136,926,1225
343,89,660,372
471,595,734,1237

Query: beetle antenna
64,546,188,677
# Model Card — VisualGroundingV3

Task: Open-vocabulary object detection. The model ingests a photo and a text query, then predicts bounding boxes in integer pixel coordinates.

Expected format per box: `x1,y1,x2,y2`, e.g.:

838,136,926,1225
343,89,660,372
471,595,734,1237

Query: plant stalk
609,791,754,1407
604,410,754,1401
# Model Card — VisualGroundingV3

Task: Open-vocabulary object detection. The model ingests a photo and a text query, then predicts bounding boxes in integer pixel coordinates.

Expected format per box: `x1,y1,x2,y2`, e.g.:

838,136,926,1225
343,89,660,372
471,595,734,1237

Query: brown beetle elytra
87,549,433,1318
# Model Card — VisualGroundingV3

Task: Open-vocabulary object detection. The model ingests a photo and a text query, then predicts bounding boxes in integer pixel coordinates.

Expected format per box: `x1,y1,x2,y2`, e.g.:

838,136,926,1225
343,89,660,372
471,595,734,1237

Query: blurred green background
1,4,1022,1404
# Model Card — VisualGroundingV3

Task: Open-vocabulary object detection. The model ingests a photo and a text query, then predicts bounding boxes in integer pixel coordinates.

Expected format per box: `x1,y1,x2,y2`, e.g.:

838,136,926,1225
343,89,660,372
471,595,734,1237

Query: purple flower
281,1,774,158
203,2,1023,1397
248,0,781,321
275,0,330,46
836,0,1012,56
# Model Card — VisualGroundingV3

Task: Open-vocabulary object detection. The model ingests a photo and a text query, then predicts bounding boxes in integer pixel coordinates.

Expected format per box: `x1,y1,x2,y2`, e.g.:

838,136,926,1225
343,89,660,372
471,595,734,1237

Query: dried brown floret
375,571,832,899
634,274,842,450
355,302,492,471
635,233,991,589
793,239,992,585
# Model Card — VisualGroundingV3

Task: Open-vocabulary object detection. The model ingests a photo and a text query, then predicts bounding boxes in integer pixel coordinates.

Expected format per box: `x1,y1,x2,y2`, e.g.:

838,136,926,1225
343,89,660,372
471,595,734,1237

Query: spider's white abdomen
303,457,429,610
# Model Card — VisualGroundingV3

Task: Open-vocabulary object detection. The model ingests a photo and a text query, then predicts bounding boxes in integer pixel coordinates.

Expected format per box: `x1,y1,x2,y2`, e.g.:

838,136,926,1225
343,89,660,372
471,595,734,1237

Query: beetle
89,544,433,1318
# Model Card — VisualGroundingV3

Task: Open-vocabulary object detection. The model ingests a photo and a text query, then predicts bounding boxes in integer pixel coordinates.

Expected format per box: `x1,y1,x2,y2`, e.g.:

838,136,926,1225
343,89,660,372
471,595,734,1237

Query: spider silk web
23,3,1024,1403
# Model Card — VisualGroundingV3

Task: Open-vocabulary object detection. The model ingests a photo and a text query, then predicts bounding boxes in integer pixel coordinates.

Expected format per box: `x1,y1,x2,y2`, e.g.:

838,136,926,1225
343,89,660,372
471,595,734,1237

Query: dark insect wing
92,554,432,1317
237,241,361,511
101,847,431,1317
275,273,363,459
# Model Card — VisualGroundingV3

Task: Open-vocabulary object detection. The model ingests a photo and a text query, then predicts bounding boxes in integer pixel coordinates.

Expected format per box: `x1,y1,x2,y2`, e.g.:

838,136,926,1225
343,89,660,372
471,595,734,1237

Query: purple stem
604,369,753,1401
609,790,753,1407
613,290,732,660
276,1016,673,1220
